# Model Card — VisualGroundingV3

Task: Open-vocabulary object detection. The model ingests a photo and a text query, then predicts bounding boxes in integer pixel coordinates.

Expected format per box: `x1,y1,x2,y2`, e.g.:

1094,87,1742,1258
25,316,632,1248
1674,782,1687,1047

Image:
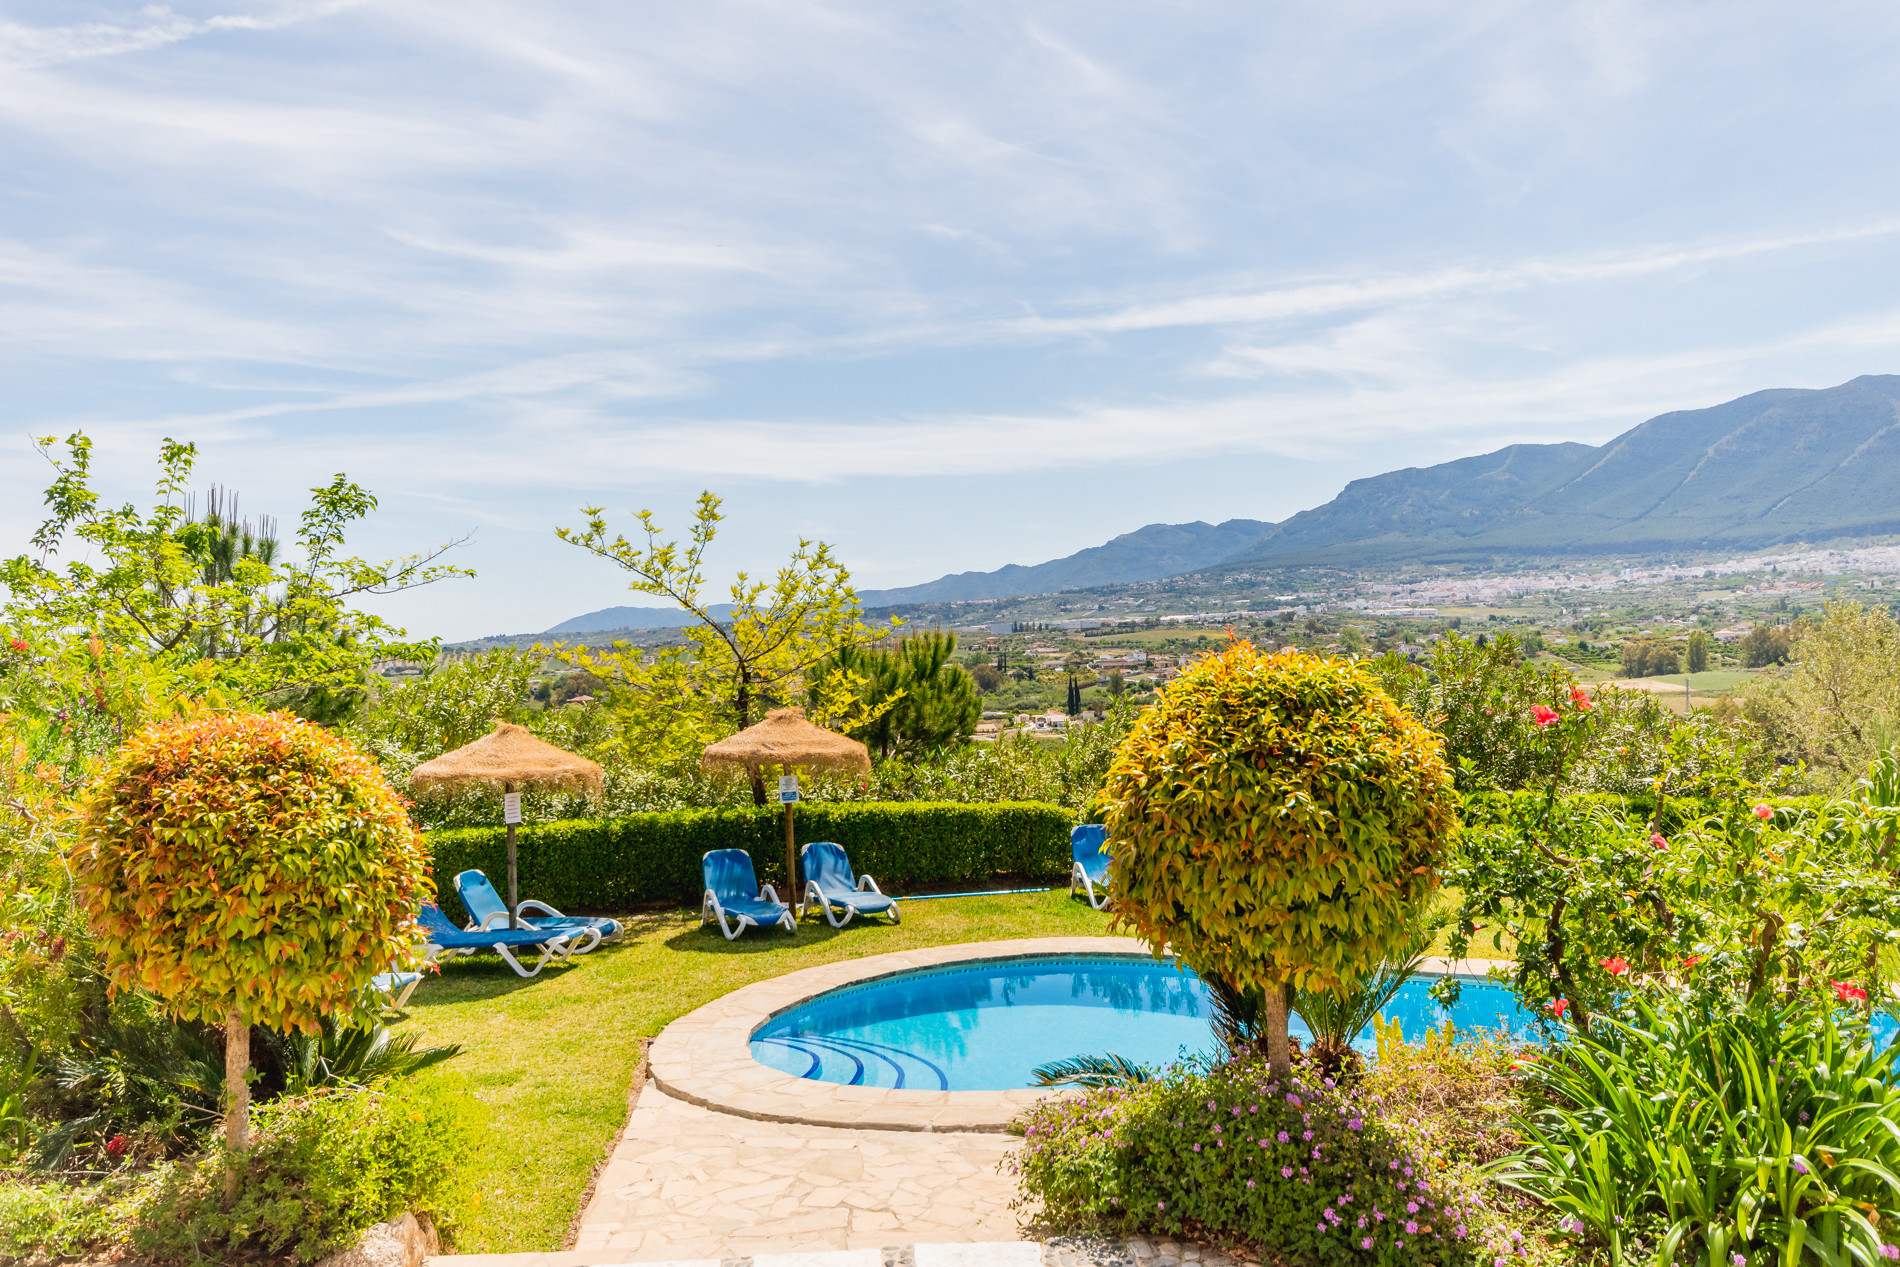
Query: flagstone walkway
567,1084,1023,1261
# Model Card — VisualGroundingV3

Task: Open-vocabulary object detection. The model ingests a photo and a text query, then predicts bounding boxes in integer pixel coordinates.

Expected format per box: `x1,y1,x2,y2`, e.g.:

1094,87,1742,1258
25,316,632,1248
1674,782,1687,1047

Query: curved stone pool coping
647,935,1511,1134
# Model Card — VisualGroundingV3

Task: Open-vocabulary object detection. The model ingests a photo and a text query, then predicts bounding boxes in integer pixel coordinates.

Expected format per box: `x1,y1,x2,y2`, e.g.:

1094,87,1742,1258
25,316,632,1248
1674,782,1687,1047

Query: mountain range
854,374,1900,606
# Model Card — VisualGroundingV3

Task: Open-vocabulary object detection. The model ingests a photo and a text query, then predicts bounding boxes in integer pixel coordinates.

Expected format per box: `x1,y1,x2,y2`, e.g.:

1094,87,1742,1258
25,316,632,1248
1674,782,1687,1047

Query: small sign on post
778,774,800,804
503,792,522,825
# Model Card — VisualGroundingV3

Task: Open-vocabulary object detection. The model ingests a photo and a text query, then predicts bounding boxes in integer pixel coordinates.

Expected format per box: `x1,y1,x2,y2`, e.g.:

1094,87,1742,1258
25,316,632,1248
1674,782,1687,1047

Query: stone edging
647,936,1154,1133
646,939,1521,1135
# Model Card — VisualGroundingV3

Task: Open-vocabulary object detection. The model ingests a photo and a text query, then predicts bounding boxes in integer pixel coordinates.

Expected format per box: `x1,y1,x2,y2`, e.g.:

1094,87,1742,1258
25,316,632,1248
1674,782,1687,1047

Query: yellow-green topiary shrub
1101,641,1458,1071
74,711,431,1168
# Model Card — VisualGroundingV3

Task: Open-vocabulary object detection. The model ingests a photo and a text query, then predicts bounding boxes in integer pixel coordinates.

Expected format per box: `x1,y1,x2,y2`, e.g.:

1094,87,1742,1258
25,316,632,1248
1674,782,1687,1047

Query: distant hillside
543,603,735,634
848,374,1900,605
856,518,1271,606
1237,374,1900,566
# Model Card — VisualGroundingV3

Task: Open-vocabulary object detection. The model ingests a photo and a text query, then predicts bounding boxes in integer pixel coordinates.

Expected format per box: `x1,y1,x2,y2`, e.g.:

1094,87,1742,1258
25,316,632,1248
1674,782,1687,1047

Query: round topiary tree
74,711,430,1180
1101,641,1458,1074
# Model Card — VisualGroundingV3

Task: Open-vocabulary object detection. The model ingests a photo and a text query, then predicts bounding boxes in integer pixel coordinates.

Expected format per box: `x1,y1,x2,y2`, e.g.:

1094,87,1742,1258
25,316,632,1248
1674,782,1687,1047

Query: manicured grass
395,887,1115,1254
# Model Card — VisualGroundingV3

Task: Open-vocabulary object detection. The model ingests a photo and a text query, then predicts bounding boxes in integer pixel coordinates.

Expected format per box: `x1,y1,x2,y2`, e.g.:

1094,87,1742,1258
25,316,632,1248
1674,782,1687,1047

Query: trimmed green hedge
425,800,1075,921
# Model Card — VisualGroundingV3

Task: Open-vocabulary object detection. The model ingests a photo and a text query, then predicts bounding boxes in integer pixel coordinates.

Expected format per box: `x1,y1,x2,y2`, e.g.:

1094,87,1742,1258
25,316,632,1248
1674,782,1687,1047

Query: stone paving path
568,1084,1023,1261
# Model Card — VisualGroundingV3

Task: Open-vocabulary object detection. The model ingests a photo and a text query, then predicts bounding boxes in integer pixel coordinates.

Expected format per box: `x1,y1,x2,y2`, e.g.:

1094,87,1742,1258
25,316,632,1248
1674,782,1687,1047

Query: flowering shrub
1446,721,1900,1027
1014,1056,1509,1265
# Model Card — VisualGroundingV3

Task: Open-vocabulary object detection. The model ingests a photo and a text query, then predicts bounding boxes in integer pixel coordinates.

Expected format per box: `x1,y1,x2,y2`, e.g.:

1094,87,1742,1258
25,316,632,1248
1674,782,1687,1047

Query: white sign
778,774,800,804
503,792,522,825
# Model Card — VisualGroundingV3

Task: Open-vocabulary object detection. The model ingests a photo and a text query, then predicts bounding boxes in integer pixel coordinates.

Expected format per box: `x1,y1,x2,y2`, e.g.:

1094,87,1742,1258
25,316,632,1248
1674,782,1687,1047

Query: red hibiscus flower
1531,705,1560,727
1569,686,1592,710
1682,955,1703,971
1651,833,1667,849
1834,980,1870,1004
1549,998,1569,1018
7,639,25,654
1753,804,1773,820
1601,957,1631,977
105,1134,129,1157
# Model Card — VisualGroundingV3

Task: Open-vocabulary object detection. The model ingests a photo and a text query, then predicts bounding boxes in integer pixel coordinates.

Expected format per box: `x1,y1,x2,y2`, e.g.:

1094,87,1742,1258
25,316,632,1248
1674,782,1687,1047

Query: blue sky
7,1,1900,640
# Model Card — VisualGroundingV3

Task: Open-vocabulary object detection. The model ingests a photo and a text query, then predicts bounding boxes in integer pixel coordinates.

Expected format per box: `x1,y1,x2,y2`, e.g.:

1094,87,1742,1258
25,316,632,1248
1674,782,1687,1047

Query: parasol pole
781,762,797,904
505,780,519,930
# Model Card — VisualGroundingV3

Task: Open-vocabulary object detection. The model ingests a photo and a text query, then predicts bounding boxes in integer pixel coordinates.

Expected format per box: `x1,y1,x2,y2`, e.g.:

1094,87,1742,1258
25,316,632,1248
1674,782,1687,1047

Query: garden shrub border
1459,790,1829,833
425,800,1075,921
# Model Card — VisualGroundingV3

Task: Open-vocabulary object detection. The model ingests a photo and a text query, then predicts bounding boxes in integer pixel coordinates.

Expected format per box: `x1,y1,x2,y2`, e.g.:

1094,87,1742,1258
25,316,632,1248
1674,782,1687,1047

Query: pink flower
1601,957,1631,977
1651,834,1667,849
1754,804,1773,820
1532,705,1560,727
1834,980,1870,1004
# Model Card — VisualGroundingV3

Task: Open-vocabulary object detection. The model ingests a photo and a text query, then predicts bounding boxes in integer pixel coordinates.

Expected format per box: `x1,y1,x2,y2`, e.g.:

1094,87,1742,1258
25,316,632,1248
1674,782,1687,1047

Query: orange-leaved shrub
1102,642,1458,1070
74,710,432,1032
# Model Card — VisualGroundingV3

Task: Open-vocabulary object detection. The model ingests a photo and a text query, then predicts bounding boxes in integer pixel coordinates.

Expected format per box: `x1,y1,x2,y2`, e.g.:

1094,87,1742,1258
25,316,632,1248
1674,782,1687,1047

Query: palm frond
1031,1052,1152,1089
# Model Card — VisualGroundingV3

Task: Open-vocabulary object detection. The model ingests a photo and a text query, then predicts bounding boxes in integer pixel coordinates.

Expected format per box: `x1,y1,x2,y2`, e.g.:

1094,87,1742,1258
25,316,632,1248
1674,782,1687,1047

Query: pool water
748,954,1538,1091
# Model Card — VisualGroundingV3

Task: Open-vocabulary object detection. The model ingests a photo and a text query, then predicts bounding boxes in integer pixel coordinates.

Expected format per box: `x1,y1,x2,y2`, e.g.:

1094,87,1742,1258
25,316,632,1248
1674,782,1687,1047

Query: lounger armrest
516,899,566,918
758,885,782,905
856,876,883,894
476,912,515,931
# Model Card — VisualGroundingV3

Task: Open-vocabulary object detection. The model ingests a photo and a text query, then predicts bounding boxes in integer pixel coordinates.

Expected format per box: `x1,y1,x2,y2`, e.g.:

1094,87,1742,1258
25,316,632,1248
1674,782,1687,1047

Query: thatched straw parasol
410,723,603,928
702,708,869,896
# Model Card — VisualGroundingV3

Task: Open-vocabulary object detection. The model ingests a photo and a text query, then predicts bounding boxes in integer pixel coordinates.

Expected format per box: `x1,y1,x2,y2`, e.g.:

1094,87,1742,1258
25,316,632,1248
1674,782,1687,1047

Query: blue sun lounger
453,869,620,952
1069,824,1112,910
371,971,424,1009
701,849,796,940
416,903,574,978
798,841,900,928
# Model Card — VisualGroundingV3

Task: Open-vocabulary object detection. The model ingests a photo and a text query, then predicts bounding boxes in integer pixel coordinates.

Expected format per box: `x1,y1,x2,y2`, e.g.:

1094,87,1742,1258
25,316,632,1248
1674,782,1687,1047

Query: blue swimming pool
748,954,1539,1091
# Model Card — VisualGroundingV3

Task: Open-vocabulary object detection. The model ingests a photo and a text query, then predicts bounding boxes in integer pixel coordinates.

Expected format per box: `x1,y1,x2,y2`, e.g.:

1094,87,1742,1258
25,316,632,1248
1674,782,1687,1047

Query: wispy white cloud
0,1,377,69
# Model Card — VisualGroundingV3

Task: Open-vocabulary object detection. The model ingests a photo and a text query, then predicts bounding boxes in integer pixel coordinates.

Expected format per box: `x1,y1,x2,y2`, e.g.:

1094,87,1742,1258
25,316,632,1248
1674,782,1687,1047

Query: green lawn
395,888,1116,1254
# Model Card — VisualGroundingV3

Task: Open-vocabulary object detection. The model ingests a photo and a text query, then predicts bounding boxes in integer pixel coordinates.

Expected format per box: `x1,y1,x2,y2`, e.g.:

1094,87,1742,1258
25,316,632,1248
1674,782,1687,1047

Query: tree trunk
223,1007,250,1202
1262,980,1292,1077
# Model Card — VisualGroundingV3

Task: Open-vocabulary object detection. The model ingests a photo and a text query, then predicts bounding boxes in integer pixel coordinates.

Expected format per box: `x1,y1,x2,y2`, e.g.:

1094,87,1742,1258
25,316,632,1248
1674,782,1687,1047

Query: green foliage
74,711,431,1032
1447,744,1900,1026
129,1081,478,1264
1373,633,1572,793
34,999,224,1170
1743,622,1795,669
549,491,894,775
808,631,980,759
1103,643,1458,1013
1746,602,1900,779
1620,638,1682,678
1688,630,1711,674
0,1178,134,1259
0,433,467,719
1031,1052,1153,1089
267,1016,462,1095
354,650,536,755
1504,993,1900,1267
1013,1056,1498,1265
425,800,1074,920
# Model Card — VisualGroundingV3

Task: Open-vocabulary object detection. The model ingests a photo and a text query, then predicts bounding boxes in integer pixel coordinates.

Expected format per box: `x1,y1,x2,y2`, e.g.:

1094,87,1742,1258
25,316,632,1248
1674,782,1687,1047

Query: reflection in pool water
748,954,1539,1091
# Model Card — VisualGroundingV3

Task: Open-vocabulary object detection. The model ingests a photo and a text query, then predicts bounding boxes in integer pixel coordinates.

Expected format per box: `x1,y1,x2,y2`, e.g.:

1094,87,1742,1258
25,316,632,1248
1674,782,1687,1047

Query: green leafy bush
1103,643,1458,1069
1449,753,1900,1025
1014,1055,1507,1265
426,800,1072,919
1505,994,1900,1267
0,1178,133,1259
130,1080,477,1264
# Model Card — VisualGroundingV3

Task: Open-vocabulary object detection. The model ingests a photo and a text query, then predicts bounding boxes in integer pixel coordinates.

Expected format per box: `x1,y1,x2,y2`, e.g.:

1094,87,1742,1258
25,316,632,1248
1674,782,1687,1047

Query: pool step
750,1032,951,1090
